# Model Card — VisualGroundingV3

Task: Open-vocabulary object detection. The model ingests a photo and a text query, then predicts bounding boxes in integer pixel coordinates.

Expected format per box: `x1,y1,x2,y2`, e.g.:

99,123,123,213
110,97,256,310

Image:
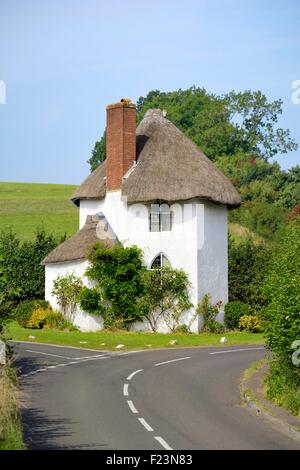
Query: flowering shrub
238,315,261,333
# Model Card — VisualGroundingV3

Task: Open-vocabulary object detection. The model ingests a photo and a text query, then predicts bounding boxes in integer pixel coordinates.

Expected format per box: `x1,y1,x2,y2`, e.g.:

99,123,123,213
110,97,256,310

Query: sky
0,0,299,185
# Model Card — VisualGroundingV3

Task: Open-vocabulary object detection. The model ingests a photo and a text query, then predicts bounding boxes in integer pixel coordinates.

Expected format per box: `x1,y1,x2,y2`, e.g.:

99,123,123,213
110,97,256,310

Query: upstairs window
151,253,171,270
149,203,173,232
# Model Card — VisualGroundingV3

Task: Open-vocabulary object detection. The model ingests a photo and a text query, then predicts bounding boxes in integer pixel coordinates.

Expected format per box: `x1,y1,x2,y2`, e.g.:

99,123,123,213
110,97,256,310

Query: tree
138,267,191,332
87,131,106,172
0,229,64,304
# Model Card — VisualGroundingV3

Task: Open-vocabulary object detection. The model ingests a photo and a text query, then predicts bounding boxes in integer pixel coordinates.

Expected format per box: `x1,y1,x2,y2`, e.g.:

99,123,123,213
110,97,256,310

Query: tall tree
88,86,297,171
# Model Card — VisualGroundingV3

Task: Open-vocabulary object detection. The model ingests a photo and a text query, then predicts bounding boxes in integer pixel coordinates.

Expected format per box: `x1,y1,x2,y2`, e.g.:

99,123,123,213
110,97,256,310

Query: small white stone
79,341,87,344
220,336,227,343
28,335,36,339
169,340,178,345
115,344,125,349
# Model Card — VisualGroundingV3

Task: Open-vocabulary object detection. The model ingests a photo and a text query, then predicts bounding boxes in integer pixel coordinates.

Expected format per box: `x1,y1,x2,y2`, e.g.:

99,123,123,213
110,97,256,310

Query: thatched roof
71,160,106,206
42,213,118,265
71,109,241,208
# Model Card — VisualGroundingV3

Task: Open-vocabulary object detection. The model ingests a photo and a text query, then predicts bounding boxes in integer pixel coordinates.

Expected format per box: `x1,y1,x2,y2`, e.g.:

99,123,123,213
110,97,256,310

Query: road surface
12,341,299,450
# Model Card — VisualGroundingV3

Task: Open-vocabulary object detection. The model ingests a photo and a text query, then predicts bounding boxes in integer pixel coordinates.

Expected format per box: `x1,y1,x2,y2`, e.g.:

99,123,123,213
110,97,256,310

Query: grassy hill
0,182,78,241
0,182,265,244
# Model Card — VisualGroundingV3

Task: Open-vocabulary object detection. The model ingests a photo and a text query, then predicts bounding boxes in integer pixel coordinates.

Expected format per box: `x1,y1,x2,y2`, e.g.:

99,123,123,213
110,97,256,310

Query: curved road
12,341,299,450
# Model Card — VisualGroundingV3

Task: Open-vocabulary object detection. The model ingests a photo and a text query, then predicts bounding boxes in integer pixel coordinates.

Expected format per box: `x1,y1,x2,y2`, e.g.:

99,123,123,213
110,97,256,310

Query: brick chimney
106,99,136,191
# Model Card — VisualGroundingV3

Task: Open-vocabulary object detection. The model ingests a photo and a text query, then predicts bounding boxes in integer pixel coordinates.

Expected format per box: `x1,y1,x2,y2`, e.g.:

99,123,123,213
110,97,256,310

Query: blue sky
0,0,299,184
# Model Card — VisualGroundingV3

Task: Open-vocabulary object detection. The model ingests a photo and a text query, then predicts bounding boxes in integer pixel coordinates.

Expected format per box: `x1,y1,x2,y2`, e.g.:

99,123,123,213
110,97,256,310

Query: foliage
44,310,65,329
205,320,225,334
263,218,300,388
138,267,191,332
265,360,300,416
224,301,253,330
87,132,106,171
27,306,53,329
0,229,65,307
196,294,222,332
174,324,191,334
238,315,261,333
78,286,106,316
52,274,83,323
88,86,299,245
14,299,50,328
228,235,272,308
85,244,146,328
89,85,297,170
0,366,25,450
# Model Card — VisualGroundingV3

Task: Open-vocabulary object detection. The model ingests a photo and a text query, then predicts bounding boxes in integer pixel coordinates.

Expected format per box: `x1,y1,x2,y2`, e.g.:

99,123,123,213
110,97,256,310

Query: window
151,253,171,270
149,203,173,232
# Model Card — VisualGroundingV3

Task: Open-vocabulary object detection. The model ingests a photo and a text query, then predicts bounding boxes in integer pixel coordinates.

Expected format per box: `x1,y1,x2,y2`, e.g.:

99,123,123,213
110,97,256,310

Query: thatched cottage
42,100,241,332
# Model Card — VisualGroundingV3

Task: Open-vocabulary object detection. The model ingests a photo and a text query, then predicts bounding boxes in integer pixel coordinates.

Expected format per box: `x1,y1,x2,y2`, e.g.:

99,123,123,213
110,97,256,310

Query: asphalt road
11,341,300,450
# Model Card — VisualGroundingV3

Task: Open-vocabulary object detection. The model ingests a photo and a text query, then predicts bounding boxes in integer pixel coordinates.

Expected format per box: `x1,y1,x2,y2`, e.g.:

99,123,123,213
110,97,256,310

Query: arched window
149,203,173,232
150,253,171,270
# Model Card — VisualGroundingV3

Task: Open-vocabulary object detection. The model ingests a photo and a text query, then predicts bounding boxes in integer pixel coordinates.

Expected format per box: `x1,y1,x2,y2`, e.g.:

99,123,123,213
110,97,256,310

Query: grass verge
5,321,264,351
0,363,24,450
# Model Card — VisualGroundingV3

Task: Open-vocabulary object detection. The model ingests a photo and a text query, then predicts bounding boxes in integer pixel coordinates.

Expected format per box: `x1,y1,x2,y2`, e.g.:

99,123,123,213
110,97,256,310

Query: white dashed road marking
127,400,139,414
154,436,173,450
138,418,153,432
127,369,143,381
123,383,129,396
209,347,265,355
154,356,191,367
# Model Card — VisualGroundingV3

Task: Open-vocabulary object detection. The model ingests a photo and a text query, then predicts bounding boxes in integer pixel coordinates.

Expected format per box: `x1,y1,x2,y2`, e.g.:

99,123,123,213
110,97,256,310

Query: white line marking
123,383,129,396
56,364,67,367
25,349,73,360
127,400,139,414
154,356,191,367
36,368,47,372
47,365,57,369
209,347,265,355
67,361,79,365
138,418,153,432
127,369,143,381
73,354,106,360
154,436,173,450
10,340,107,353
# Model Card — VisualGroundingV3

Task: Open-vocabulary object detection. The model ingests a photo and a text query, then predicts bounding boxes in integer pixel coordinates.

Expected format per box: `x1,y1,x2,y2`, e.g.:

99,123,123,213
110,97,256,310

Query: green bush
27,306,53,329
14,300,50,328
79,287,105,316
224,301,253,329
263,217,300,389
265,360,300,416
175,324,191,334
0,230,65,306
44,310,65,329
238,315,261,332
86,244,146,328
228,236,272,308
196,293,222,332
206,320,225,334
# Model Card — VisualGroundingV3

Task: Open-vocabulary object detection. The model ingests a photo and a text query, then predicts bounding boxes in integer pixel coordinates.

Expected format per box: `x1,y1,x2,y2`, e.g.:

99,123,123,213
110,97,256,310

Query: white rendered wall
197,202,228,329
46,193,228,333
72,195,199,332
45,260,103,332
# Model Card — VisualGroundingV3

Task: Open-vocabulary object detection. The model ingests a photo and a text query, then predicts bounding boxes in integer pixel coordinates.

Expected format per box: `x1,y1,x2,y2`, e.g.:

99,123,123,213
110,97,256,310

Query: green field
0,182,78,241
0,182,262,244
